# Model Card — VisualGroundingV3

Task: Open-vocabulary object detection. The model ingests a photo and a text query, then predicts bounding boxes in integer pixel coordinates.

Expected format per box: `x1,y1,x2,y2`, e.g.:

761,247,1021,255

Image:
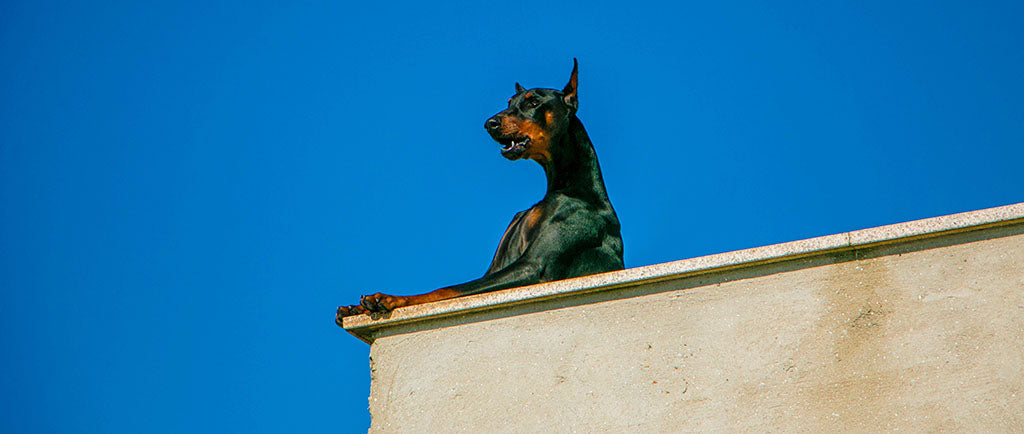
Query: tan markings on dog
499,114,522,135
545,111,554,125
523,91,532,99
499,115,552,164
406,288,460,305
516,119,551,164
524,206,544,229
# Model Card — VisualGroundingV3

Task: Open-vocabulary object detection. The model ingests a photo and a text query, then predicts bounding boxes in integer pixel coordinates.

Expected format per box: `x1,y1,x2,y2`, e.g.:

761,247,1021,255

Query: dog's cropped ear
562,58,578,111
515,82,526,94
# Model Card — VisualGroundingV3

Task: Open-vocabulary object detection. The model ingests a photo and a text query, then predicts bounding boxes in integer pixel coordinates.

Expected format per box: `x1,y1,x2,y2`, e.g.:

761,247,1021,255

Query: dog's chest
487,206,545,273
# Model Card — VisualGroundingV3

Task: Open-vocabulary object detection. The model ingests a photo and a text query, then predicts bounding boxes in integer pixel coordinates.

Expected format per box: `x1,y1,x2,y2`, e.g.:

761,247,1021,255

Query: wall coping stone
342,202,1024,343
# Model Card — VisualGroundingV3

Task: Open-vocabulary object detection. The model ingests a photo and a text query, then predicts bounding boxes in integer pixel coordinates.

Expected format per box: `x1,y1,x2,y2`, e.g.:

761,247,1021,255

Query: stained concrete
350,205,1024,432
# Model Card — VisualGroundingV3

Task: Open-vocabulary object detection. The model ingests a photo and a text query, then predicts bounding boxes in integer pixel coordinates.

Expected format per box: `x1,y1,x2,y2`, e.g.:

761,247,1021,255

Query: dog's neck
540,116,610,203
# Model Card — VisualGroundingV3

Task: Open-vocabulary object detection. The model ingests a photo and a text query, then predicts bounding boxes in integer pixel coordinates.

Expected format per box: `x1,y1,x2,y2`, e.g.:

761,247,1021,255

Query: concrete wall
342,204,1024,432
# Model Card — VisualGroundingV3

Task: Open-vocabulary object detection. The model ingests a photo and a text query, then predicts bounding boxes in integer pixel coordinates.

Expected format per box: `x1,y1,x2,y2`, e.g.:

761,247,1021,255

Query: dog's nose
484,117,501,131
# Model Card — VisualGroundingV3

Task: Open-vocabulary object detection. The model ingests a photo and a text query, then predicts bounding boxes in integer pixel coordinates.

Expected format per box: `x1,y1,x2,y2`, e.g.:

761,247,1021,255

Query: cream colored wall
360,222,1024,433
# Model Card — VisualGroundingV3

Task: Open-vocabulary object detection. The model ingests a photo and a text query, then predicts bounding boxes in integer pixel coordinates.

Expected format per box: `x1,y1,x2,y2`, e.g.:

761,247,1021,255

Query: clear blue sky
2,1,1022,432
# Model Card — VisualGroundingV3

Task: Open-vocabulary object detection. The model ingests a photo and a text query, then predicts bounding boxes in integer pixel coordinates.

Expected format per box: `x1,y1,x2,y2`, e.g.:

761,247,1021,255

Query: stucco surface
364,224,1024,432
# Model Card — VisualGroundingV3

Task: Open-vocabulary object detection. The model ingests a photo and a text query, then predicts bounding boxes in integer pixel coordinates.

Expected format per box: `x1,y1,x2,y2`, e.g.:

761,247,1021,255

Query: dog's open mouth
498,136,531,159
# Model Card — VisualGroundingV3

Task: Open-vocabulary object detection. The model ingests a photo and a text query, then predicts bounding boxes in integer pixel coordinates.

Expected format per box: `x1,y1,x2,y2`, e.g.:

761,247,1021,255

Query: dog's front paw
360,292,409,314
336,304,367,325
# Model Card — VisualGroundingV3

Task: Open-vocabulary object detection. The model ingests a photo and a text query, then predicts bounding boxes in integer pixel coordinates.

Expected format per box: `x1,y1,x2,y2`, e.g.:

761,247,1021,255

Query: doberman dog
336,59,623,323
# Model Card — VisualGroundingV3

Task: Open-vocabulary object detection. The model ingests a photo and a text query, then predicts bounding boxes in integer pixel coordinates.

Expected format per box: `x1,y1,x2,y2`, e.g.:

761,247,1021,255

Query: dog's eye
525,99,541,108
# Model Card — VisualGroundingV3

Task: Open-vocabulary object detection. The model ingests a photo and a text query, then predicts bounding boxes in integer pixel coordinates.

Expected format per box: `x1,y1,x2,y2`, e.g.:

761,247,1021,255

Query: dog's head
484,59,579,163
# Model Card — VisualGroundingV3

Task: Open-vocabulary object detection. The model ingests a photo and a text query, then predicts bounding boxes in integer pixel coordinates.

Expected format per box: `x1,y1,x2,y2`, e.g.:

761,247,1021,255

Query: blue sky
2,1,1022,432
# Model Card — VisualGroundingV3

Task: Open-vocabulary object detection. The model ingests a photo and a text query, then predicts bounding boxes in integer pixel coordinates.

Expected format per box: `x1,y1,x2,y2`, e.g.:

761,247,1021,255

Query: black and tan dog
337,59,623,322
